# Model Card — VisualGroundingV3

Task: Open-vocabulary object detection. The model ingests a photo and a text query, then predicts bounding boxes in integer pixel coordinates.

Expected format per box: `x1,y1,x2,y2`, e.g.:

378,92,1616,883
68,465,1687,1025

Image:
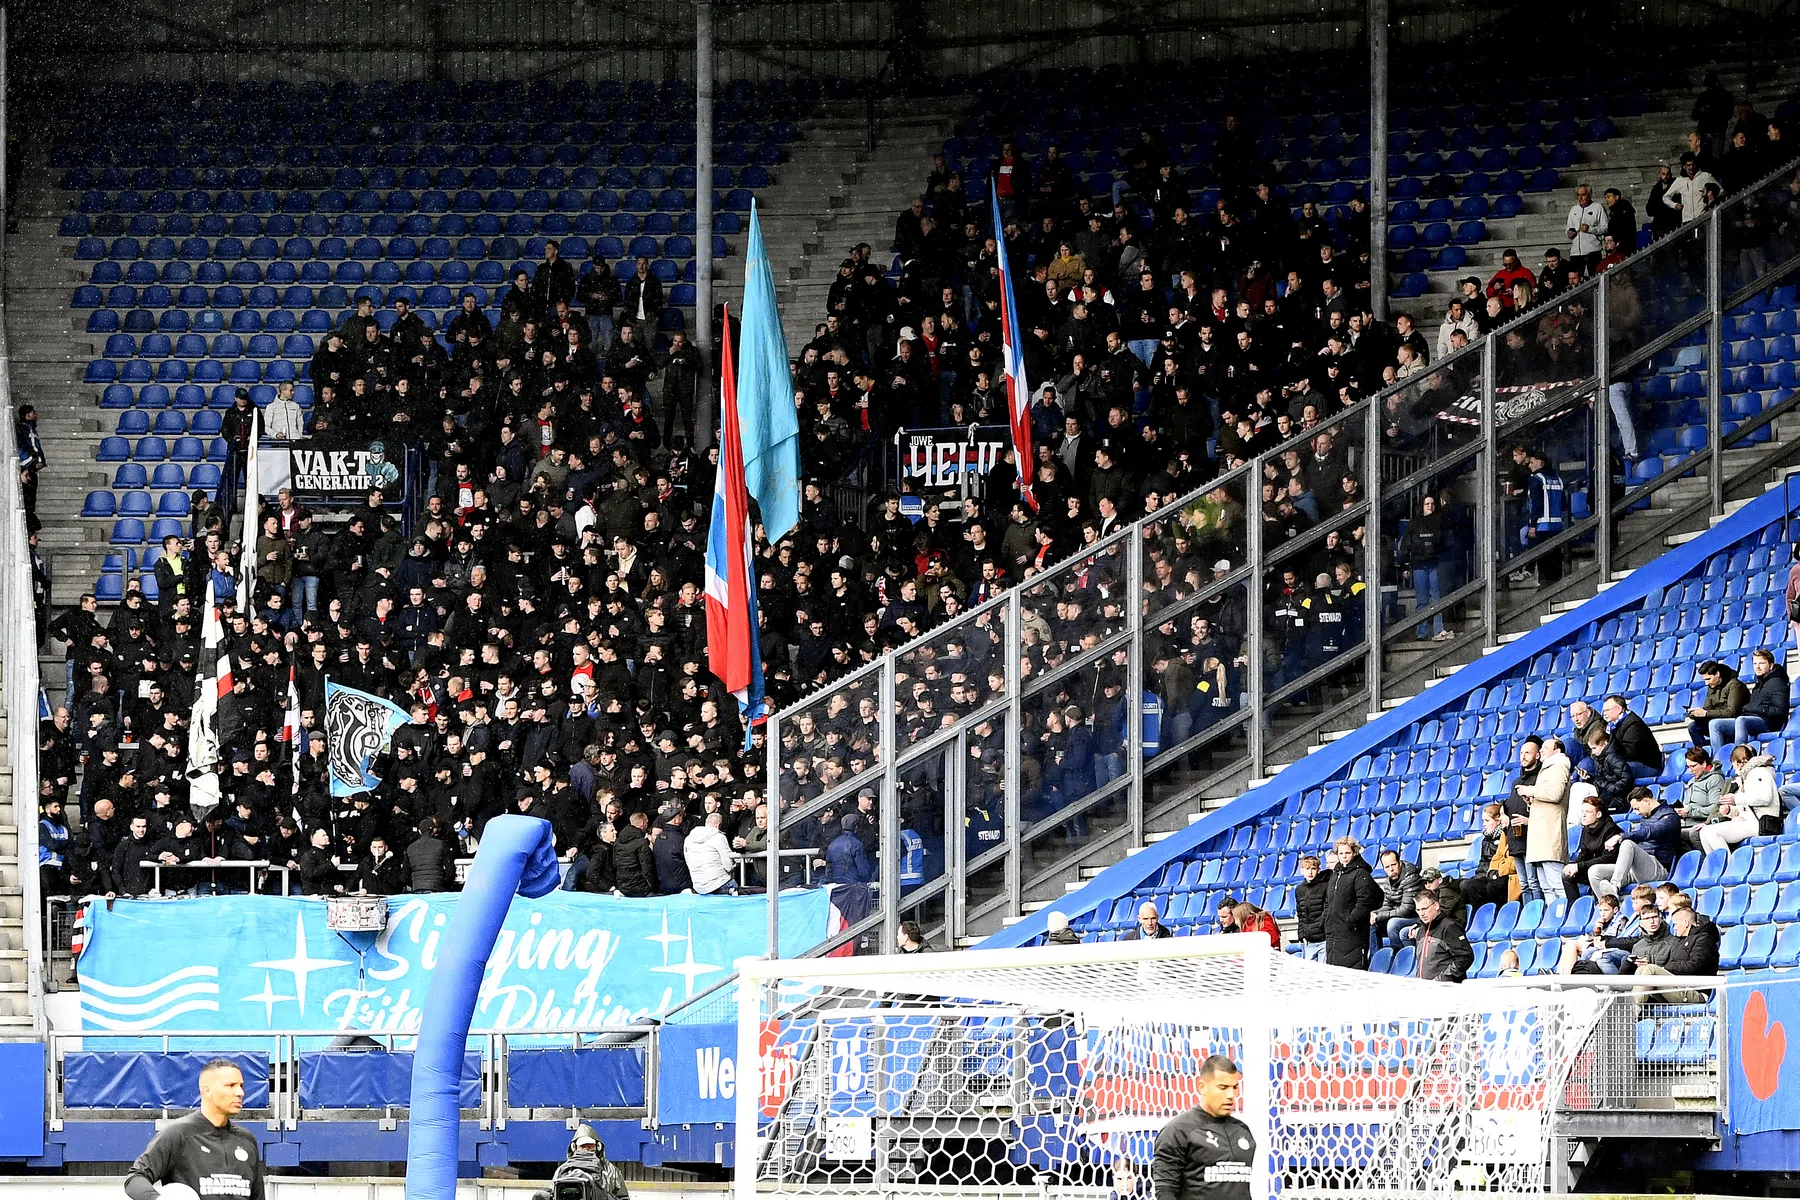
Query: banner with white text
77,889,834,1046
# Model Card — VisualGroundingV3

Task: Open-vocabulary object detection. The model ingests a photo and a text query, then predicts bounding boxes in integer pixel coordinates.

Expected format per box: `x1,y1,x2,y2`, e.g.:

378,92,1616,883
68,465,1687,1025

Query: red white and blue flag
991,190,1037,511
705,306,767,740
185,576,231,811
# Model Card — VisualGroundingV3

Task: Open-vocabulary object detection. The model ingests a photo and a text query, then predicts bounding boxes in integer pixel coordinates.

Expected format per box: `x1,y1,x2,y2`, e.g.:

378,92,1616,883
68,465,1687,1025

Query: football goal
732,936,1609,1200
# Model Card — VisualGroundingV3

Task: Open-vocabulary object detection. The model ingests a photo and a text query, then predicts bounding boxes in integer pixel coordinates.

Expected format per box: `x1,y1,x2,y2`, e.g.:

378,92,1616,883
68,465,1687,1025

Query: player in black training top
1152,1055,1256,1200
123,1058,265,1200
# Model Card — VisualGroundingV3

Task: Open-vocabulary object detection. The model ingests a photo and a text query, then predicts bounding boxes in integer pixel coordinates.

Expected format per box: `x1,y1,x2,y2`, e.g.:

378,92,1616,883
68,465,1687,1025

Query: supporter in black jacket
1294,854,1330,956
112,817,159,898
652,810,693,894
613,815,659,897
1323,839,1382,969
1664,903,1721,976
1602,695,1663,777
531,241,579,311
406,818,455,893
581,825,619,895
1582,731,1636,813
297,829,346,896
359,839,408,896
1738,649,1792,741
1564,795,1624,902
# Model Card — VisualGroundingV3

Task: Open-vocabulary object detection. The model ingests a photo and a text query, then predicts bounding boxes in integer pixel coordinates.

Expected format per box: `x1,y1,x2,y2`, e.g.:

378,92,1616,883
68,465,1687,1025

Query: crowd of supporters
31,75,1800,921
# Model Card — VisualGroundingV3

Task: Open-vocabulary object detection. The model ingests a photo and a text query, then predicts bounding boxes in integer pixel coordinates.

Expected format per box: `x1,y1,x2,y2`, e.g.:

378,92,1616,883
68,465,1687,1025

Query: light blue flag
736,199,802,541
324,678,412,797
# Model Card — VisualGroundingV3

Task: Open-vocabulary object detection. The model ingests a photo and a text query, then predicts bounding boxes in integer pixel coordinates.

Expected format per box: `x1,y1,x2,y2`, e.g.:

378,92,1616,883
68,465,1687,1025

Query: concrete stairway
6,137,112,623
5,136,106,710
712,98,966,352
0,651,31,1033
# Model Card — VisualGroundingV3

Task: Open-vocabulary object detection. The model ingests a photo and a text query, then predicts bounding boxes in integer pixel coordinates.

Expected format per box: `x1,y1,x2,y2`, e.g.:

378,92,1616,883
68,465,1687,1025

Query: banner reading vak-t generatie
258,447,381,497
78,890,834,1043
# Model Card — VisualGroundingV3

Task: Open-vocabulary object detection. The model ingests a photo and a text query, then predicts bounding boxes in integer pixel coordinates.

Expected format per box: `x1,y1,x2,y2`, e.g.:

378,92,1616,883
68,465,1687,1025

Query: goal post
733,936,1610,1200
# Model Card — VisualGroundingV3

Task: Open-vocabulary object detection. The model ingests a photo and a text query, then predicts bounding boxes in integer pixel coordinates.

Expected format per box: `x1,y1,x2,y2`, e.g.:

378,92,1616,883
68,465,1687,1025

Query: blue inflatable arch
406,815,562,1199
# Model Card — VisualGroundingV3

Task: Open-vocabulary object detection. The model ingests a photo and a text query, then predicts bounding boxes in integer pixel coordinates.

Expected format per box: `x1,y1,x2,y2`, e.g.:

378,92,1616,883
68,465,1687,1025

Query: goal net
732,936,1609,1200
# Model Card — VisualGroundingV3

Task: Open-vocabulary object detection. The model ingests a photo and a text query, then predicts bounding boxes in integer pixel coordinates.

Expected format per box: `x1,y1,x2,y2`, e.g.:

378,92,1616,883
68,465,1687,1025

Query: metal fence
763,155,1800,957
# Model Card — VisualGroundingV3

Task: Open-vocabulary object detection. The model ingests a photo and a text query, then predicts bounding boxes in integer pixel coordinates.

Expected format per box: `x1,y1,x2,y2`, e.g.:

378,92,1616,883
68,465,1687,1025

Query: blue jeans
1162,710,1192,757
1708,714,1770,757
1532,861,1566,906
1626,760,1661,781
589,314,615,356
1518,858,1545,905
1094,753,1123,788
562,854,588,890
1606,382,1642,459
1302,941,1327,962
1412,566,1443,638
295,575,319,615
1372,916,1418,955
1128,339,1158,368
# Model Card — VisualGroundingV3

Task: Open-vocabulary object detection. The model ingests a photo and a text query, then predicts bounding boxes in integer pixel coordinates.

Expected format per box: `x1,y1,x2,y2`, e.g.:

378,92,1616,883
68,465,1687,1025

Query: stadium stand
997,483,1800,981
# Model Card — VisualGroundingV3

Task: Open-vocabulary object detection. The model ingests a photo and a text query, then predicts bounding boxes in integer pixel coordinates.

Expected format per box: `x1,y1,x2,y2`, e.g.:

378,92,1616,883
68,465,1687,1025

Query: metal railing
762,154,1800,956
1493,976,1724,1116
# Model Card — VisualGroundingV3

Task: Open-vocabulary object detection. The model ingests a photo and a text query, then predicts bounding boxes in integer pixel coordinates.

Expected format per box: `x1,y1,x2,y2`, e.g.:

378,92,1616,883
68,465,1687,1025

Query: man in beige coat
1518,736,1571,904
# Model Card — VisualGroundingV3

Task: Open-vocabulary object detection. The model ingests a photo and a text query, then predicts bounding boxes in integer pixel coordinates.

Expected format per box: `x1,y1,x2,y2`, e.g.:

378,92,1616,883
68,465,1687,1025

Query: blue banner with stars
77,890,833,1044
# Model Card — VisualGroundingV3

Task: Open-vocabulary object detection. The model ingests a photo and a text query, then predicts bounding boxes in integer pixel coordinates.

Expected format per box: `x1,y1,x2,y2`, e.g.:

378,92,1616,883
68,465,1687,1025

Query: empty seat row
111,409,225,436
82,490,196,518
96,436,230,463
76,232,713,262
61,209,747,240
56,137,789,176
96,463,223,493
75,186,766,216
61,160,777,193
87,254,696,289
100,383,312,411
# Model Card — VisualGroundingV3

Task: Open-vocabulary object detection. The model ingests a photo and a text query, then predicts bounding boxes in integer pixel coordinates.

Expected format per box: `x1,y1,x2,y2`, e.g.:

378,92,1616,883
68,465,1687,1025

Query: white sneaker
1433,630,1456,642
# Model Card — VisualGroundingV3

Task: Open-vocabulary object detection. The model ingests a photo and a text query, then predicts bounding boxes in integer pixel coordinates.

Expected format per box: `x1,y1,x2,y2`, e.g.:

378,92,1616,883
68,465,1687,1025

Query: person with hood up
1397,494,1449,641
534,1123,630,1200
1044,910,1083,945
364,440,401,494
1323,836,1381,969
822,812,874,883
1708,647,1789,755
